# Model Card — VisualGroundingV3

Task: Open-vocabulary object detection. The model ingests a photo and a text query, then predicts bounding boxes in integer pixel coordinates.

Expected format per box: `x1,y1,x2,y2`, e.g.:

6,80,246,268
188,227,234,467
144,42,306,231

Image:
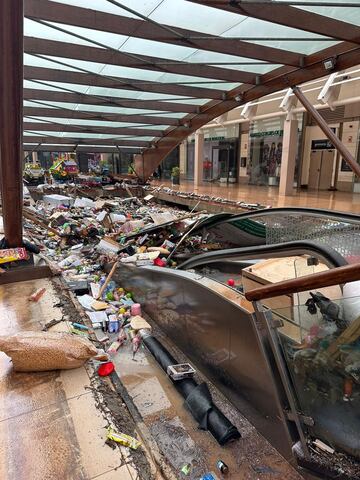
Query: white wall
338,120,359,184
301,124,338,186
239,132,249,181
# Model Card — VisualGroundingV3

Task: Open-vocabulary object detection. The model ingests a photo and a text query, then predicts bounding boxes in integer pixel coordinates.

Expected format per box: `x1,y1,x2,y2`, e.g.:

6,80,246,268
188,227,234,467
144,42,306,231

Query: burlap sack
0,331,98,372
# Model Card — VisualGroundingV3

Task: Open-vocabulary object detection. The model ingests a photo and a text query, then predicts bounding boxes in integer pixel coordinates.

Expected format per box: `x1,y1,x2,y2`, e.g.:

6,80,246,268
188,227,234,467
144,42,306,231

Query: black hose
142,334,241,445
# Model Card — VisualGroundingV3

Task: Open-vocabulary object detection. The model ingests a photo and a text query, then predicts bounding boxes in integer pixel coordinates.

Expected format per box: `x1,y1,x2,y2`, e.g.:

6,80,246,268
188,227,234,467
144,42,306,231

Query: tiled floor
151,180,360,213
0,278,135,480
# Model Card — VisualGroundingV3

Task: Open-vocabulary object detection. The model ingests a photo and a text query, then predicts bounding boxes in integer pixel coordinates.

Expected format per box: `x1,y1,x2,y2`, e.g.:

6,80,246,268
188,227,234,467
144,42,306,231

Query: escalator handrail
245,262,360,301
190,207,360,235
178,240,347,271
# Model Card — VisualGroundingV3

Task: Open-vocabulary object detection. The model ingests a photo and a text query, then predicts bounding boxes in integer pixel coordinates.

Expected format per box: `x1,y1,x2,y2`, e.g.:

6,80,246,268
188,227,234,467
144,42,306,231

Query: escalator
114,238,360,475
174,207,360,265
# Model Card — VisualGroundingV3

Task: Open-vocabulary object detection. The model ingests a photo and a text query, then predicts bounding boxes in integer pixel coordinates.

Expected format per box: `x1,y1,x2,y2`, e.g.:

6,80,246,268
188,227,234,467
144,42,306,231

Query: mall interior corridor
151,180,360,214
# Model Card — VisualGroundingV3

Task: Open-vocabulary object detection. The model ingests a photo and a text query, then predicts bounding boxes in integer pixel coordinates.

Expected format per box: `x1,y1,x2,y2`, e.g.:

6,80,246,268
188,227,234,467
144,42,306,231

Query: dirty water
105,318,303,480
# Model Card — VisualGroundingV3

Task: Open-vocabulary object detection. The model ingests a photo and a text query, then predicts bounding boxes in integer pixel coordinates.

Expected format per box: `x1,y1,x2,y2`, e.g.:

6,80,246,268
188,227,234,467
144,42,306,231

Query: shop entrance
308,149,335,190
209,144,238,183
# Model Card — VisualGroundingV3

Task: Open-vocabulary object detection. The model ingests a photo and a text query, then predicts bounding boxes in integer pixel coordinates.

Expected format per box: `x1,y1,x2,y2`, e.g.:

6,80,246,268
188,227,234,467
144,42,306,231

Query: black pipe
142,334,241,445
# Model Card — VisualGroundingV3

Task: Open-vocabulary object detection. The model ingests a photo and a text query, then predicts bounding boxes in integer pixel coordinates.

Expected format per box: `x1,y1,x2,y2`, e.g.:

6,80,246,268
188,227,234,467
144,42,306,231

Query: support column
194,131,204,186
0,0,23,247
179,140,187,178
279,118,298,196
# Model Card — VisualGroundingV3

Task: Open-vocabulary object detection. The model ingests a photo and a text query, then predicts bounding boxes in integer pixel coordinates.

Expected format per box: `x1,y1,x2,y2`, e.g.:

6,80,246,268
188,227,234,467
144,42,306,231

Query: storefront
241,114,303,188
157,146,180,179
186,124,239,182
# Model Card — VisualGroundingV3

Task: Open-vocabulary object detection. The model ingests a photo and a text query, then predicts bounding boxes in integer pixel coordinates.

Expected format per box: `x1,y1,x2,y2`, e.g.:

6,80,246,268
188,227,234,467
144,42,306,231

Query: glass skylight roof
22,0,360,152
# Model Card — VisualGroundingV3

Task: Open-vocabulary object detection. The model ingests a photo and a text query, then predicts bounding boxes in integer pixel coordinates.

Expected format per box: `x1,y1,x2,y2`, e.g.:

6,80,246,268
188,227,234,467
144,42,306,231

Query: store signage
205,136,225,141
311,139,334,150
250,130,283,138
190,136,225,143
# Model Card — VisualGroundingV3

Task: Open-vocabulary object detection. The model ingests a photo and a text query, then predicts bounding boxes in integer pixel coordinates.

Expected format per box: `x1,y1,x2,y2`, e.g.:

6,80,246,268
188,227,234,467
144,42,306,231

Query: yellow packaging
0,247,28,264
106,428,141,450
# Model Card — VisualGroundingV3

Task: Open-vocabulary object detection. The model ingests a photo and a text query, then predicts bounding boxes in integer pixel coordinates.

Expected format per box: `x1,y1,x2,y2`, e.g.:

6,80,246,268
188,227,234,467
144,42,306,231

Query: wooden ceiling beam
24,66,225,100
23,144,141,153
24,0,303,66
24,37,256,84
23,135,150,147
23,88,198,113
23,121,162,137
23,106,180,126
136,44,360,180
188,0,360,45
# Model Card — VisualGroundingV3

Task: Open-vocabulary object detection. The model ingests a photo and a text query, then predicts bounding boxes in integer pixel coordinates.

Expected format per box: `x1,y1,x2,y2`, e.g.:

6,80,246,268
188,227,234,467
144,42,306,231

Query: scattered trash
98,361,115,377
313,439,335,455
0,331,98,371
251,465,278,475
108,341,121,354
216,460,229,474
130,316,151,331
343,377,353,401
29,288,46,302
0,247,29,264
106,427,141,450
42,318,64,331
180,463,191,475
131,334,142,360
199,472,218,480
167,363,196,381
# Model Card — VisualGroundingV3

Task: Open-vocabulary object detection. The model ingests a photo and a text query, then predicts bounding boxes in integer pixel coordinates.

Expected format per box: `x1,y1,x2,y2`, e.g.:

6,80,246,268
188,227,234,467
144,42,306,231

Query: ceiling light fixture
323,57,337,71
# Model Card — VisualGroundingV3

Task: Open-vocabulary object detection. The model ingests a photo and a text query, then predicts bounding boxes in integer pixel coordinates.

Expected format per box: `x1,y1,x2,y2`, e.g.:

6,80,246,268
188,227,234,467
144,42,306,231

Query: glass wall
247,114,303,187
156,146,180,179
185,124,239,182
247,117,284,186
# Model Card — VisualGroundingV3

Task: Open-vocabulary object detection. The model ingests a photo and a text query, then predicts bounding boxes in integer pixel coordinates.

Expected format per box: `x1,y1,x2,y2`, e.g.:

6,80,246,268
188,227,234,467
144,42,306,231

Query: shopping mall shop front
180,68,360,194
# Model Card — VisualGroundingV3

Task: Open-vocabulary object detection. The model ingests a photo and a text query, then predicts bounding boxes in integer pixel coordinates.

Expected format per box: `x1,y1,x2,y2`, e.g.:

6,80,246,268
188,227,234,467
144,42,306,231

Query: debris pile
146,185,271,210
20,193,207,283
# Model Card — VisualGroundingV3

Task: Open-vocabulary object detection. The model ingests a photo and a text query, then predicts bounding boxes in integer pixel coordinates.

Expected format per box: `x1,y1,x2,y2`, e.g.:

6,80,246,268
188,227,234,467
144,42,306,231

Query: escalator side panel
115,264,295,461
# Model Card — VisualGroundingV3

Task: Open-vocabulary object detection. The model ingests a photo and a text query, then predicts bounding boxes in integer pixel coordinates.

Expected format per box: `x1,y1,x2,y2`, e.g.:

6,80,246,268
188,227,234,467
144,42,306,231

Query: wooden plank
0,265,53,285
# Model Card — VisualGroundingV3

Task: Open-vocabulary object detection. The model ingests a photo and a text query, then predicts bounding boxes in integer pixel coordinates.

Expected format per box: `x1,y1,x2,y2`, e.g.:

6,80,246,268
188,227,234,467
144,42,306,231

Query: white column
179,140,187,177
279,118,298,196
194,131,204,186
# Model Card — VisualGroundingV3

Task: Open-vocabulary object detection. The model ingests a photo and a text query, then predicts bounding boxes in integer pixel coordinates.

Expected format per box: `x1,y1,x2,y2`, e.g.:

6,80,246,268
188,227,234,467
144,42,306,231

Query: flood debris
16,184,360,478
0,247,29,264
29,287,46,302
147,185,270,211
107,427,141,450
